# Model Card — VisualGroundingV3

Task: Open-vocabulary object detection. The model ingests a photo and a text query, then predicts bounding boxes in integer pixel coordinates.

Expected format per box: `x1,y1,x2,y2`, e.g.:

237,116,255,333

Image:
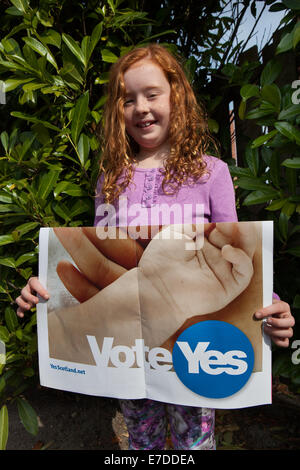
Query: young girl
16,44,294,451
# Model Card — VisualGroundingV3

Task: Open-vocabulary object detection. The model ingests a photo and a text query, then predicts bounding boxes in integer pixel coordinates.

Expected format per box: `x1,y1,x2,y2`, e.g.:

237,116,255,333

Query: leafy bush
218,1,300,390
0,0,165,448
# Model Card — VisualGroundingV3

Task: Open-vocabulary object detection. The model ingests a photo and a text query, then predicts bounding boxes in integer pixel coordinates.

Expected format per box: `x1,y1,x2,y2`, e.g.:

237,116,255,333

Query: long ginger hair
99,44,216,203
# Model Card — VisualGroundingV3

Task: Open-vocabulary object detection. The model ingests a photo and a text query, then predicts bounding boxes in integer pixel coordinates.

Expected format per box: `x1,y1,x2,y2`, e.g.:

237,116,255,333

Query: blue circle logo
172,321,254,399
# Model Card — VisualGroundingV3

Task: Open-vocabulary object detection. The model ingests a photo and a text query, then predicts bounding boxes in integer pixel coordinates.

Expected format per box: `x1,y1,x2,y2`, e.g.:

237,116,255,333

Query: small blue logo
172,321,254,399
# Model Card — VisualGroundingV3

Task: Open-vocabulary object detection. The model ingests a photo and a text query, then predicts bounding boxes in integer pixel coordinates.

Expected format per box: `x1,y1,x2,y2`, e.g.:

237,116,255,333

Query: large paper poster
37,221,273,408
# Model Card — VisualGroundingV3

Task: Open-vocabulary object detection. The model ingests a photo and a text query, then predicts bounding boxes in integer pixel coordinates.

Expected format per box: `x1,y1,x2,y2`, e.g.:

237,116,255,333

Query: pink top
94,155,238,227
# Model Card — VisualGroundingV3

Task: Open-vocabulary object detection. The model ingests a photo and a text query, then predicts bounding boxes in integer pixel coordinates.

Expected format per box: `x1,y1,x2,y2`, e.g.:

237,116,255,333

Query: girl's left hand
255,299,295,347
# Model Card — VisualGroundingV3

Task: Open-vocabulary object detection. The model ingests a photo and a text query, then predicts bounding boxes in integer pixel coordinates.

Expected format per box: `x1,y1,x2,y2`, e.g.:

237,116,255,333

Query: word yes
177,341,248,375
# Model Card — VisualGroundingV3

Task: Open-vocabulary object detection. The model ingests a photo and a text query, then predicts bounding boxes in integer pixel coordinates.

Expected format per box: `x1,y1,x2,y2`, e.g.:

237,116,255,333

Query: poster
37,221,273,408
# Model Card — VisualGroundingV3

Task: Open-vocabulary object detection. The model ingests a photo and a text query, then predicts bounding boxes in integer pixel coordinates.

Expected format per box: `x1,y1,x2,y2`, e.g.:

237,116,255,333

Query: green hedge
0,0,167,448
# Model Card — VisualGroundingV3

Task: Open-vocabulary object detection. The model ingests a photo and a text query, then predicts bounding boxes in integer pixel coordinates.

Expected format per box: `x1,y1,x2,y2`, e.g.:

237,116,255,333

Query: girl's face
123,60,171,155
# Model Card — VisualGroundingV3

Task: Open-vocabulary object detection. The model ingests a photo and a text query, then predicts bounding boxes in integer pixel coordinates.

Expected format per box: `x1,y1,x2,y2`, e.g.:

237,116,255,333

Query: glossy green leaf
69,198,92,218
77,133,90,165
36,9,54,27
41,29,61,48
261,84,281,111
260,59,282,86
0,257,15,268
228,166,252,177
275,121,300,144
293,22,300,48
22,82,46,92
62,34,85,65
0,58,28,72
71,91,89,144
276,31,293,54
15,252,37,266
245,108,274,120
236,177,268,191
0,235,14,246
240,84,260,101
251,130,278,148
238,99,246,119
107,0,116,14
282,200,296,216
5,6,23,16
90,23,103,54
22,37,58,70
282,157,300,168
53,180,69,198
0,131,9,152
101,48,119,63
1,37,23,60
52,201,71,222
81,36,90,67
10,0,29,12
0,326,10,343
0,405,8,450
243,188,279,206
4,78,34,92
245,145,259,176
14,221,39,236
37,170,60,201
266,198,288,211
5,306,19,332
16,398,38,436
81,24,103,66
10,111,61,131
278,104,300,121
55,182,85,196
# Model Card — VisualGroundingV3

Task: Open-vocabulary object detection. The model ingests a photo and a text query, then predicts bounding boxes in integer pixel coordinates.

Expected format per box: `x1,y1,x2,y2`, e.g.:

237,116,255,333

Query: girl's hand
255,299,295,347
16,276,49,318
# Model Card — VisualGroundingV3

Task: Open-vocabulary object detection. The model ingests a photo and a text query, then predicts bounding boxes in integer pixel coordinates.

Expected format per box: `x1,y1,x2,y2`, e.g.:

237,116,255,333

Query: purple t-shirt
94,155,279,301
94,155,238,227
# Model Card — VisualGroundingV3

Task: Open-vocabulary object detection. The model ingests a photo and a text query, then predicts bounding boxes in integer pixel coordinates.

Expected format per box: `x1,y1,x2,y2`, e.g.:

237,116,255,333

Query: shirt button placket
142,169,156,208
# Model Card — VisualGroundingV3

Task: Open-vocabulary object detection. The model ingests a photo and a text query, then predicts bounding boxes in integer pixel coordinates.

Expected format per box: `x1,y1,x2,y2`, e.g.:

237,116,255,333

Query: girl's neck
135,144,170,169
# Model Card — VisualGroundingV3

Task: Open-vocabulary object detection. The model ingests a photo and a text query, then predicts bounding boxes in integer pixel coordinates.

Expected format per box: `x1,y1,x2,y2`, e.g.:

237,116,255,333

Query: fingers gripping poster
37,221,273,408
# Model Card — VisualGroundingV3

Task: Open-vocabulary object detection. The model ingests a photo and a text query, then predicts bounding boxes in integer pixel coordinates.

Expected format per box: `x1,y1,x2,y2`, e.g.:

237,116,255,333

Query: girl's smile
123,60,171,164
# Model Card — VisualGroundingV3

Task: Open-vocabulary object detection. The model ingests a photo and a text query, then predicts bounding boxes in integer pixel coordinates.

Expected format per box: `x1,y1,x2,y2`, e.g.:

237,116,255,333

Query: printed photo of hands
46,222,263,371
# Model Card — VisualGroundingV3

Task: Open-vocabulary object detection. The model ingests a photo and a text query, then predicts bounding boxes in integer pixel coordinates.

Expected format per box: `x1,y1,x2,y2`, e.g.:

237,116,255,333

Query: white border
37,223,272,408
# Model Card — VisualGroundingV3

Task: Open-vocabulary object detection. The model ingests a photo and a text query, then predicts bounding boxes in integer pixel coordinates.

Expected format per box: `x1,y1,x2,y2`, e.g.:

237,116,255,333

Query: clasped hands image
16,222,294,366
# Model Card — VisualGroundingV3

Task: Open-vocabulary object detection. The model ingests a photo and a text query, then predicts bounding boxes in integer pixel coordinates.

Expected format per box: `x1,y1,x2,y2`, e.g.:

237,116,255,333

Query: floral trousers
119,398,215,450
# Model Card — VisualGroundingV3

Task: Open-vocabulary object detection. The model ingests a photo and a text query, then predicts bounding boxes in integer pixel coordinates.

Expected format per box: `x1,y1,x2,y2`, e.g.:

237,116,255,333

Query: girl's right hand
16,277,49,318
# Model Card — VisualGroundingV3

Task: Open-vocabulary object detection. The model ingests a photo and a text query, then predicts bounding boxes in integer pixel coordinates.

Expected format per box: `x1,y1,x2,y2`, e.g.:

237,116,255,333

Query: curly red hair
99,44,216,203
